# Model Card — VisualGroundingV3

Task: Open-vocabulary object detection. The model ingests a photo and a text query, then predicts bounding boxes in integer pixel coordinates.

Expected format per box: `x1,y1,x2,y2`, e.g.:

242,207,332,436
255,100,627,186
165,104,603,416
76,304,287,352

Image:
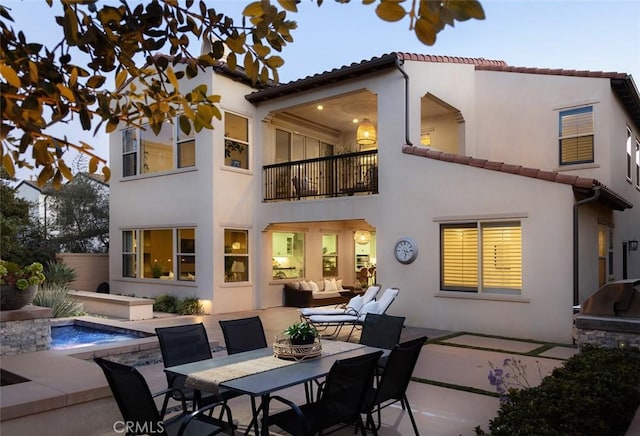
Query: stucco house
108,51,640,342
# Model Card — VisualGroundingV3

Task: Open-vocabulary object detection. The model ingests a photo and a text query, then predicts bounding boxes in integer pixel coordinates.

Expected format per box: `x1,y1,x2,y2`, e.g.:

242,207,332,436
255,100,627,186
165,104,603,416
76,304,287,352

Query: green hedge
476,347,640,436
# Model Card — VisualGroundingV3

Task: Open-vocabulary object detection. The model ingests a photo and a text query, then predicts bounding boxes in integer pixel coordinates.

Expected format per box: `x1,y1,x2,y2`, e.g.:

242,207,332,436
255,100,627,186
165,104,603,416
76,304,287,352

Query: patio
1,306,580,435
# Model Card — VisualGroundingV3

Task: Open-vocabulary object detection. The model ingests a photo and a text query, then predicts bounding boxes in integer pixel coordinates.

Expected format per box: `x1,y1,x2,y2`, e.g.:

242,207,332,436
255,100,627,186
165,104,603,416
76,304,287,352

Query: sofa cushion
308,280,320,293
324,278,338,292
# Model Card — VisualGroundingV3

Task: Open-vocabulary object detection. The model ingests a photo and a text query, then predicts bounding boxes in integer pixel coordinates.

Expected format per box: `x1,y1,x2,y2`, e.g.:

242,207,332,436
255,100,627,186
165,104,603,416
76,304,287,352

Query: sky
3,0,640,181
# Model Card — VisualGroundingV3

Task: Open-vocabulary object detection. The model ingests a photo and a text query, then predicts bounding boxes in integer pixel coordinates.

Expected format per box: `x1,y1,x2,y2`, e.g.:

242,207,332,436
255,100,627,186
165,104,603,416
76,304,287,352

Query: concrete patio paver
2,307,583,435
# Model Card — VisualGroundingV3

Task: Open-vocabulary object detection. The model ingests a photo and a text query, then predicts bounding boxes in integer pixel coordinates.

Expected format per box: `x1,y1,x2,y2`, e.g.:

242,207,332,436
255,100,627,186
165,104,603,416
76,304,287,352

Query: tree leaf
58,160,73,181
0,63,21,88
277,0,298,13
415,16,438,45
375,2,406,22
2,154,16,178
56,84,76,102
102,166,111,182
86,75,106,88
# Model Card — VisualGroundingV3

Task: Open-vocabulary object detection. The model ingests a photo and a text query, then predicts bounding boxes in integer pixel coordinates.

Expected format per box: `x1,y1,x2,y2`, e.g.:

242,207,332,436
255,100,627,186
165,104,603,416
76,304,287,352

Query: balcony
264,150,378,201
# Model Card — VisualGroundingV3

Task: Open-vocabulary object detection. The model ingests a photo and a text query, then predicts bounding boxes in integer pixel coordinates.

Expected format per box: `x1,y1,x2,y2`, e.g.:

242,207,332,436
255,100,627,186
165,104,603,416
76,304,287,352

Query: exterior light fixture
356,118,376,145
354,230,371,245
629,240,639,252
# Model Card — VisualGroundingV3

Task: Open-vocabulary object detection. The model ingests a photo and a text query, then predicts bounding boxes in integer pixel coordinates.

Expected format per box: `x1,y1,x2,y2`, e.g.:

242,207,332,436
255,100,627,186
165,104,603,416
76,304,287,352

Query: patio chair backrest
94,357,164,435
219,316,268,355
361,285,381,305
155,323,213,402
156,323,212,367
372,336,427,404
315,350,383,431
359,313,406,350
375,287,400,314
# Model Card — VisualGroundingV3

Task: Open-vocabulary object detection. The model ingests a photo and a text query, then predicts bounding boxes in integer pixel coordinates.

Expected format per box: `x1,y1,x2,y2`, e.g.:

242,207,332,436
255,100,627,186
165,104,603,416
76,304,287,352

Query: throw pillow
359,300,380,316
289,281,300,290
324,278,338,292
299,280,311,291
308,280,320,293
336,278,344,290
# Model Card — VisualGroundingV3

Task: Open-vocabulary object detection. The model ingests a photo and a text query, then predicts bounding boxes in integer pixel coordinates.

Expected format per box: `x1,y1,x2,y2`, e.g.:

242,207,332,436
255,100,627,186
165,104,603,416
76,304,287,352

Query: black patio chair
156,323,237,413
218,316,268,355
94,357,234,436
218,316,269,434
363,335,428,436
359,313,406,369
267,350,383,436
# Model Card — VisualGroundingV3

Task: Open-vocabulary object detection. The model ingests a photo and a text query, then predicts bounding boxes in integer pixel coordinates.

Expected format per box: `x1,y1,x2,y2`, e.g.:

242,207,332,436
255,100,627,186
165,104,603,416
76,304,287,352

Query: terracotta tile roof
245,52,640,129
402,145,633,211
474,63,627,80
397,52,507,67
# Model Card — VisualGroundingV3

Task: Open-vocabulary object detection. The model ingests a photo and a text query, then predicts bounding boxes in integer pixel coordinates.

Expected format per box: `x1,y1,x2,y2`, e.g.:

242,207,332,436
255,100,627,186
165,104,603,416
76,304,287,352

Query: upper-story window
224,112,249,169
559,106,594,165
635,137,640,190
626,126,633,182
122,119,195,177
275,128,334,163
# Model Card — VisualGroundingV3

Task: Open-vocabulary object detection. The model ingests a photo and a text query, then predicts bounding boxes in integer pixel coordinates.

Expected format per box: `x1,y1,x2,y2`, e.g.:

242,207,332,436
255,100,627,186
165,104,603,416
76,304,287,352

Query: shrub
153,294,179,313
475,347,640,436
45,260,77,287
177,296,205,315
32,283,84,318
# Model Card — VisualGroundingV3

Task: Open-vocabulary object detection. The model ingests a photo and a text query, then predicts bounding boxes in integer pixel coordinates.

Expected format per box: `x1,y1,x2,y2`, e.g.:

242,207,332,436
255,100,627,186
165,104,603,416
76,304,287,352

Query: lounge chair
299,285,381,319
306,287,400,340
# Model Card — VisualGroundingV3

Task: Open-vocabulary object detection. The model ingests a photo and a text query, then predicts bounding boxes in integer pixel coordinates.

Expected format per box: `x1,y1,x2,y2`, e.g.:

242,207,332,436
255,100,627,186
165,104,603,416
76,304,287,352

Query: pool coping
0,316,160,421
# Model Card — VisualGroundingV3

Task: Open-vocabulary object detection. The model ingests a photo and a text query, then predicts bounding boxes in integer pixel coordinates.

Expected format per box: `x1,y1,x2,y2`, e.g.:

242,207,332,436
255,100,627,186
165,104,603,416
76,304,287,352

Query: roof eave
245,53,400,103
611,75,640,131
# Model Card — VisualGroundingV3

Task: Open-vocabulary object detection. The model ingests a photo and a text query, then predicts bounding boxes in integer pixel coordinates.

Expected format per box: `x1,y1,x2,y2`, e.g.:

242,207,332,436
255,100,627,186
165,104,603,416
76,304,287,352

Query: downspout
573,186,600,306
395,57,413,146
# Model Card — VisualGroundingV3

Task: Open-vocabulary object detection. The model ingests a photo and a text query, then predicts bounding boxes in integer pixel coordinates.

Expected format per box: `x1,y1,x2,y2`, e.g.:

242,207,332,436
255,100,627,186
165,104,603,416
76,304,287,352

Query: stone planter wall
575,315,640,350
0,306,53,356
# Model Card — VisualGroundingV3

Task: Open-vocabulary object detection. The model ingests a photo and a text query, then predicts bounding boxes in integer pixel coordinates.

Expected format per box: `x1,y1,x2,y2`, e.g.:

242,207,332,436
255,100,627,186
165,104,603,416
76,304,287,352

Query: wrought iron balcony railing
263,150,378,201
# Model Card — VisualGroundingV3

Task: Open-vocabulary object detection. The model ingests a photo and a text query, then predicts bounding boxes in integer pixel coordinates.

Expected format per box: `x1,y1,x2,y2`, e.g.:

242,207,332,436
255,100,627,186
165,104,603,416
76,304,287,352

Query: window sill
116,277,197,287
554,163,599,172
221,281,252,288
221,165,253,175
435,291,530,303
121,166,198,181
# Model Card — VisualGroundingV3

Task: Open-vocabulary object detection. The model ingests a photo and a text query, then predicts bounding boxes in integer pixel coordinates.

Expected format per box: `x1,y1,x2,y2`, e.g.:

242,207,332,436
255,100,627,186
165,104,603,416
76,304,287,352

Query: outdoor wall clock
394,237,418,264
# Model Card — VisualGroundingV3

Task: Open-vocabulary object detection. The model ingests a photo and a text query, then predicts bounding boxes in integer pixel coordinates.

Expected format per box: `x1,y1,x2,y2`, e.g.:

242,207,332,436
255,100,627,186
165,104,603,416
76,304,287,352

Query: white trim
433,213,528,223
552,100,599,111
434,291,530,303
554,163,600,172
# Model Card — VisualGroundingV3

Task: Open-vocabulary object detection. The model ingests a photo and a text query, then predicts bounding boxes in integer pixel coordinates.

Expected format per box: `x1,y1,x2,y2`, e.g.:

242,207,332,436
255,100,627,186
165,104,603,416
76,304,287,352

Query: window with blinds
441,222,522,294
482,223,522,290
559,106,593,165
441,225,478,290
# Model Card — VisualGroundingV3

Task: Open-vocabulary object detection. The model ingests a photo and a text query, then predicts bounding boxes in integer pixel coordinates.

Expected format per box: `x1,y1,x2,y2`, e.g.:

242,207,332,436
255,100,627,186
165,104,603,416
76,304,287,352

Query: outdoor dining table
164,339,386,436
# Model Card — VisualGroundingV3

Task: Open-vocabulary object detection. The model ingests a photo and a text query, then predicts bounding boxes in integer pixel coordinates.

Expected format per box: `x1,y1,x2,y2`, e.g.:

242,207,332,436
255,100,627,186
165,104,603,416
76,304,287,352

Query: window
626,127,633,181
275,128,334,162
441,222,522,294
636,138,640,190
121,228,196,281
322,234,338,277
121,119,195,177
272,232,305,279
224,112,249,169
122,128,138,177
559,106,594,165
224,229,248,282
